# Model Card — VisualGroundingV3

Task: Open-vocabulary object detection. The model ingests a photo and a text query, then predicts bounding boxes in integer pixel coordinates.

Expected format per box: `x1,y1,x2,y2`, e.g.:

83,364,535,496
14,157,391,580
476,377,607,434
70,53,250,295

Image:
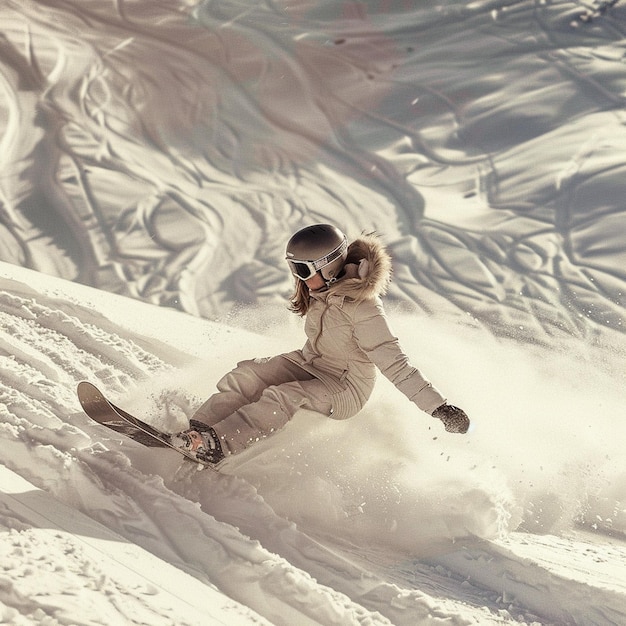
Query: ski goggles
286,236,348,281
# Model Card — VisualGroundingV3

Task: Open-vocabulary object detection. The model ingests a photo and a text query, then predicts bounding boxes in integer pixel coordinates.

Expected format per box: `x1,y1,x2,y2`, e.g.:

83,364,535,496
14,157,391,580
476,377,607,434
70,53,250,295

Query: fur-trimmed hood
330,233,392,300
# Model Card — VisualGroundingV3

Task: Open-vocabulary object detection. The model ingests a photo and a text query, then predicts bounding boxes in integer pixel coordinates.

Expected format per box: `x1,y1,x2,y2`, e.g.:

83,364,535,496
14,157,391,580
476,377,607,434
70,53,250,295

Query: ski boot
170,419,225,464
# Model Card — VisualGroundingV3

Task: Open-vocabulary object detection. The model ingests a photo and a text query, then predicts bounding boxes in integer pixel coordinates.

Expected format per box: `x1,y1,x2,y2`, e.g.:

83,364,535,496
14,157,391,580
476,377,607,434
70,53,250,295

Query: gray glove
432,404,470,434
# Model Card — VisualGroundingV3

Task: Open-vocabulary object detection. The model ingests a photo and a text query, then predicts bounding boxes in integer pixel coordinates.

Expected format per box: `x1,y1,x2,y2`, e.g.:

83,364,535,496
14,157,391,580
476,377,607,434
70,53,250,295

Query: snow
0,465,257,626
1,0,626,624
0,263,625,625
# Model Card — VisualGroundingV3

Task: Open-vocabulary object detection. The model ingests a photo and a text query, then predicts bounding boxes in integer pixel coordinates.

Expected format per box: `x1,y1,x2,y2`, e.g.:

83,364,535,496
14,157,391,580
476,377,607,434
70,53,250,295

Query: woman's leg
192,356,315,426
211,376,332,455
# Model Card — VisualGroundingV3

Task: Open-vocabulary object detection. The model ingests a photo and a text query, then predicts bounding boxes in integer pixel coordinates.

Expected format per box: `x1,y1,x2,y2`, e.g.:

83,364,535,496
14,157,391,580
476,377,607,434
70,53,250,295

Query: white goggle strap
311,236,348,272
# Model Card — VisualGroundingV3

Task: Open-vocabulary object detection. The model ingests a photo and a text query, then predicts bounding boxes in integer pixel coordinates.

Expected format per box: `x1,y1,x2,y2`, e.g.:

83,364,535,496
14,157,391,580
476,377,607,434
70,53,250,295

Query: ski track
0,271,624,625
0,464,266,626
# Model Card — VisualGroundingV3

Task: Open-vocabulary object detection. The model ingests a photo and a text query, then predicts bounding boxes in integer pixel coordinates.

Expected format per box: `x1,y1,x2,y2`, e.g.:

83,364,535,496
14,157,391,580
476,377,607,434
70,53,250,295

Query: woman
171,224,470,465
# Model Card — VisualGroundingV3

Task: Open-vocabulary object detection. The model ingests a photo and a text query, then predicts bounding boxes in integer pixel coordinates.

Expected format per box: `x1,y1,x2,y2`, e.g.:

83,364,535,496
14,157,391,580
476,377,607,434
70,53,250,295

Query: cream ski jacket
284,234,446,420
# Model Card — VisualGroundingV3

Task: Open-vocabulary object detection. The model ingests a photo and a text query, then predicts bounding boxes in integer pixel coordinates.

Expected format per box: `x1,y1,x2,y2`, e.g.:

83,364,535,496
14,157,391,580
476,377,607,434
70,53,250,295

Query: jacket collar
320,234,392,301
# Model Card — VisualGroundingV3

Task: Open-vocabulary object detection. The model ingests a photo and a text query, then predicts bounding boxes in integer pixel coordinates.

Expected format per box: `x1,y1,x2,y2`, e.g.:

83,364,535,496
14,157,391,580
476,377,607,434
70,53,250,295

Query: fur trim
332,233,392,300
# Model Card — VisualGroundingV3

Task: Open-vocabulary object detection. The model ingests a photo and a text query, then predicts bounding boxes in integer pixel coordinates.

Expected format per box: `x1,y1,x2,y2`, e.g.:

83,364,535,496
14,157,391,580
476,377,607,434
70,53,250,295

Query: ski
77,381,218,470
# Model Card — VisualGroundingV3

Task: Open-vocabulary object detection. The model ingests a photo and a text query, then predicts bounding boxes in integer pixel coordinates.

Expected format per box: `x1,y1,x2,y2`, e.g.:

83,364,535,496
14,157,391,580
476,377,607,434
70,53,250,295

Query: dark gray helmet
285,224,348,282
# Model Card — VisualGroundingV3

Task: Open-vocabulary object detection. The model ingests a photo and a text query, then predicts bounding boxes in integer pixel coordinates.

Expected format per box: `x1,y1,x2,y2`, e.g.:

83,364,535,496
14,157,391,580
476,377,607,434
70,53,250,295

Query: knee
216,359,257,393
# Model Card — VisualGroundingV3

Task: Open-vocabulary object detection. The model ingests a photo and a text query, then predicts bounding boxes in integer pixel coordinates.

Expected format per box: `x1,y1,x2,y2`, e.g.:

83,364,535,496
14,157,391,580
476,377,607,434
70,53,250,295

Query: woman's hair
288,278,311,316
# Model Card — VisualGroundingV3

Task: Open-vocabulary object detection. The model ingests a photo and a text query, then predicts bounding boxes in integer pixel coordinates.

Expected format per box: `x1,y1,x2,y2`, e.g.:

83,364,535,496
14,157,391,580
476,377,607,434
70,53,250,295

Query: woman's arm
351,299,446,414
351,299,470,433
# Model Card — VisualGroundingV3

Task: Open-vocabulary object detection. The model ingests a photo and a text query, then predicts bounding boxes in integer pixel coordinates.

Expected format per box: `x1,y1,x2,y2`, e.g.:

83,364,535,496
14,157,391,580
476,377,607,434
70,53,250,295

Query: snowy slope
0,465,267,626
1,263,625,625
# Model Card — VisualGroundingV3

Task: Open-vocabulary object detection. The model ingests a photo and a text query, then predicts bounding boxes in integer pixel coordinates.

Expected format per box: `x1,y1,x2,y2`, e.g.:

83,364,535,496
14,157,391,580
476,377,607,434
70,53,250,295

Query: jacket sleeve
352,298,446,414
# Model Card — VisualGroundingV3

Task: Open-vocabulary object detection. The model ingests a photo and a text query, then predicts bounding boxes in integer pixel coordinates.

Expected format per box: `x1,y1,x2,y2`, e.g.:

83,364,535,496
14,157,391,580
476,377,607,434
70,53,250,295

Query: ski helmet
285,224,348,283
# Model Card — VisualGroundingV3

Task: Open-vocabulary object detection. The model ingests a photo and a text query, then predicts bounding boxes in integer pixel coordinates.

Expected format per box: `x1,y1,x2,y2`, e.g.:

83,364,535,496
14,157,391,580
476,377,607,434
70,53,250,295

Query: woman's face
304,273,325,291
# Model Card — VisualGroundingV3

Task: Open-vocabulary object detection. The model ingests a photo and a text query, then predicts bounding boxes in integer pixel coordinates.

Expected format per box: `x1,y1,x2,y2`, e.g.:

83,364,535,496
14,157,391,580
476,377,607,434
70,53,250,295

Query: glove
432,404,470,434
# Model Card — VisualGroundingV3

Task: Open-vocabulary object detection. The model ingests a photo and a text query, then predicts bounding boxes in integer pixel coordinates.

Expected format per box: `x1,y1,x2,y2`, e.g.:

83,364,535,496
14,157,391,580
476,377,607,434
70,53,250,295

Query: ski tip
77,380,97,393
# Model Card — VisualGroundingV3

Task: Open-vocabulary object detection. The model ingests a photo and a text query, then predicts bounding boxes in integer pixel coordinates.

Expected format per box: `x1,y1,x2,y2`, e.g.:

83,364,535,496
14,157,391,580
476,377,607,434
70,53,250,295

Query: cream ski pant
192,356,333,455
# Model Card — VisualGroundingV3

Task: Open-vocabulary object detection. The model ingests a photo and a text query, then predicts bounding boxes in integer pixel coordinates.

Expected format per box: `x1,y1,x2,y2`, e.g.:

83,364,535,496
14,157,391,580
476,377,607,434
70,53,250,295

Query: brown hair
288,278,311,316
